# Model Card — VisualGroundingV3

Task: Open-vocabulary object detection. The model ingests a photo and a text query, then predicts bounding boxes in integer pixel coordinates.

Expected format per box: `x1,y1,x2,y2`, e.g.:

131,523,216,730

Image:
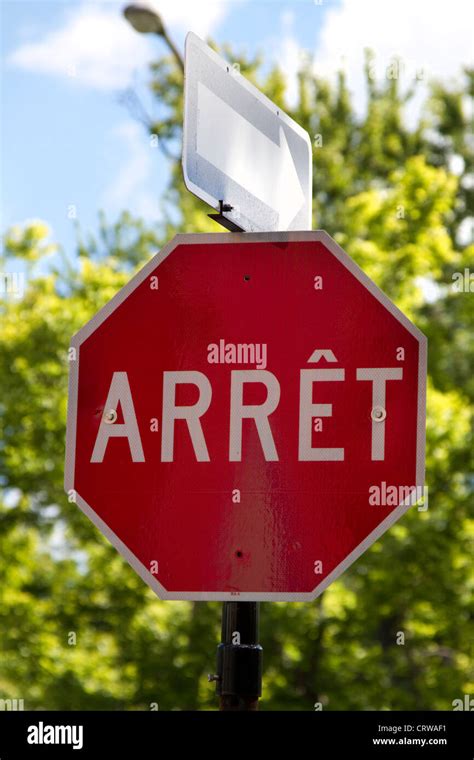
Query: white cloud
278,11,304,108
100,121,161,221
314,0,474,116
147,0,230,40
9,4,153,90
8,0,229,90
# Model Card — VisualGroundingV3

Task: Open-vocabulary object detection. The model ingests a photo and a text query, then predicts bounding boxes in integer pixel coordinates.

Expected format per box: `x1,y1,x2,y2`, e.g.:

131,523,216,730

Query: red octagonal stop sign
65,231,427,601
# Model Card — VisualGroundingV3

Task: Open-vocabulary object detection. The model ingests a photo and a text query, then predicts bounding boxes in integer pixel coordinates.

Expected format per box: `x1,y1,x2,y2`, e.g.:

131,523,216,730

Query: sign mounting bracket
208,200,245,233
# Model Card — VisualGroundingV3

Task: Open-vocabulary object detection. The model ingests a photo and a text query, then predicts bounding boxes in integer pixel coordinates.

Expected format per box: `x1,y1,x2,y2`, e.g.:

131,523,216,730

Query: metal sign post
211,601,262,711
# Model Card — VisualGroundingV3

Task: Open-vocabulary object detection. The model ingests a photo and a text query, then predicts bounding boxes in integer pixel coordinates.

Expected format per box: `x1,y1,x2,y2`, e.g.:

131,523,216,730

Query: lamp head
123,4,165,35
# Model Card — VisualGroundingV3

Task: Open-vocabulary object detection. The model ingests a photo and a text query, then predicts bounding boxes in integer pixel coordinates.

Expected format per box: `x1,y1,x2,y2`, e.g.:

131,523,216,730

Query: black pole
161,27,184,73
211,601,263,710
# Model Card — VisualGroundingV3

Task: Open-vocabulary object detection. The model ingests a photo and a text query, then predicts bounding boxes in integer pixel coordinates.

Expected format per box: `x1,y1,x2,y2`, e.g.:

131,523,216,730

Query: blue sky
1,0,472,258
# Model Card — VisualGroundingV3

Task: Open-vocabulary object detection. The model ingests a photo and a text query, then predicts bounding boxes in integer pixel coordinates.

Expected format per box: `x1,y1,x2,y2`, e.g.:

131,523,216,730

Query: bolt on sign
65,232,427,601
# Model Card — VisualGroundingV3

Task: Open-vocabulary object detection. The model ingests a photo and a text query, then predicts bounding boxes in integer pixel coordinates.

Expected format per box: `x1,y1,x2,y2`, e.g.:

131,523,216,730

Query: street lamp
123,3,184,72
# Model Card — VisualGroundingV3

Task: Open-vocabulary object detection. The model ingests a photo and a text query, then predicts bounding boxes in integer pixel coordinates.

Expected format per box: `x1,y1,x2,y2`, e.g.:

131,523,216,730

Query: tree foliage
0,41,472,710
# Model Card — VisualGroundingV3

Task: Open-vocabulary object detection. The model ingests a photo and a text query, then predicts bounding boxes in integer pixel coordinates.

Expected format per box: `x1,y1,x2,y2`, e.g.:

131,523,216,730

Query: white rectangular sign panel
182,32,312,232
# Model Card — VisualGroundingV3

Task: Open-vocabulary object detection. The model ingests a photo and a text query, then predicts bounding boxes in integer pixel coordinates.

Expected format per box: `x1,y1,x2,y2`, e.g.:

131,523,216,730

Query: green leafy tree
0,35,472,710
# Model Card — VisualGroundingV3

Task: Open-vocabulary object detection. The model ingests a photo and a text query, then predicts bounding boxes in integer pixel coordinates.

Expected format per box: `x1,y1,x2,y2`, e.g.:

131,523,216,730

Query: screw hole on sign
104,409,117,424
235,550,243,558
371,406,387,422
243,274,251,281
